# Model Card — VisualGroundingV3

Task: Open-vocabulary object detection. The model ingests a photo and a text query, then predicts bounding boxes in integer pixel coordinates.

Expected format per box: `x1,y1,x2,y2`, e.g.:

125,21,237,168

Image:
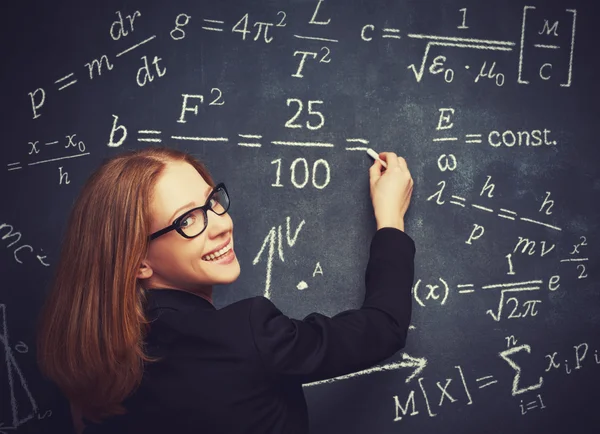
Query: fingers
369,159,383,186
370,152,411,179
378,152,410,171
399,157,412,180
379,152,399,169
378,152,410,175
396,156,408,171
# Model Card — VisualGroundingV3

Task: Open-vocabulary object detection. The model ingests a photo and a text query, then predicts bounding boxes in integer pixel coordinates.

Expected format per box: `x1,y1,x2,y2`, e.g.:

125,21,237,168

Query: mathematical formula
2,2,595,433
24,2,578,121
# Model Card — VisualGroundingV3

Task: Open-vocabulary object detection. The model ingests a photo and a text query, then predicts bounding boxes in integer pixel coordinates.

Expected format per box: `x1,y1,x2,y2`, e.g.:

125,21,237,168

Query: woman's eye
181,215,195,227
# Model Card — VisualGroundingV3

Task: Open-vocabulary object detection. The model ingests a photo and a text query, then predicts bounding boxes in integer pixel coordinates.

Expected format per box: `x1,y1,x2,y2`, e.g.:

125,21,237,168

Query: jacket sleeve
248,227,415,384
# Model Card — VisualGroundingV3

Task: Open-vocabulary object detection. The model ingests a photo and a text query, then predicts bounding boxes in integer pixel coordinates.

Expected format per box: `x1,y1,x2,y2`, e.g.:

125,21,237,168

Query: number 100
271,158,331,189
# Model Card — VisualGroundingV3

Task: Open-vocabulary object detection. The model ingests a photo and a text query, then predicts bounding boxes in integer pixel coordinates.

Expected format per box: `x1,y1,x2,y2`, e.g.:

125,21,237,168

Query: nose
206,211,233,237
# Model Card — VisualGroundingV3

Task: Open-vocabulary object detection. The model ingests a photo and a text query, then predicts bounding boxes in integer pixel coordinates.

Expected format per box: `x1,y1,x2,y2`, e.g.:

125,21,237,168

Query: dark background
1,0,599,432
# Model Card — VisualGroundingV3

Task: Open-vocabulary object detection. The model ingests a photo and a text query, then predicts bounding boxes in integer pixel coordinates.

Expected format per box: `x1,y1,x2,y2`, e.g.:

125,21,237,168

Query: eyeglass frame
148,182,230,241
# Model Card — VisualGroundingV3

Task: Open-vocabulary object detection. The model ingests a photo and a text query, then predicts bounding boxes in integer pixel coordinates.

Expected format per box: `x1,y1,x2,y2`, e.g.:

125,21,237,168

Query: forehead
151,161,210,224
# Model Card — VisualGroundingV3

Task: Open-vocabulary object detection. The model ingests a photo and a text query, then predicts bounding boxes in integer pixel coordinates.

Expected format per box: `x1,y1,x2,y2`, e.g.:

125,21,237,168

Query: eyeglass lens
179,188,229,237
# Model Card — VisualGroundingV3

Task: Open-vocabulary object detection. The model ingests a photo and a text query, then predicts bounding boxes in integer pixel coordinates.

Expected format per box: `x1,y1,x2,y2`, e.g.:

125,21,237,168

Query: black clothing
82,227,415,434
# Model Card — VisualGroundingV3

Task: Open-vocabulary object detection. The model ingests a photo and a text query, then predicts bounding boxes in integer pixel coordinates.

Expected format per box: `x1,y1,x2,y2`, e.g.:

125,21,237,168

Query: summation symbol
499,343,544,396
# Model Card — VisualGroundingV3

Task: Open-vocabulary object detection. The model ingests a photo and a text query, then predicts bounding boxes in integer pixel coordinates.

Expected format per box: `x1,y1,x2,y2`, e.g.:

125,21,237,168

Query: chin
221,261,241,284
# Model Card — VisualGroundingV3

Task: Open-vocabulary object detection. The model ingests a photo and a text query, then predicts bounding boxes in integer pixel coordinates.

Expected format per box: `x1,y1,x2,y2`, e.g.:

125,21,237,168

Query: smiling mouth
201,240,233,261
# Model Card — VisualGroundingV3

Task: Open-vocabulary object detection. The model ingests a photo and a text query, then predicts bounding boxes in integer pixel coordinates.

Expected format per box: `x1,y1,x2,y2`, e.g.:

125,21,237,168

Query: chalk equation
404,5,576,86
251,216,329,298
427,178,564,233
406,233,587,321
0,222,51,266
434,108,558,150
26,2,578,120
298,331,599,426
6,133,89,181
6,106,381,190
391,337,597,422
3,2,595,433
414,277,551,322
0,305,52,431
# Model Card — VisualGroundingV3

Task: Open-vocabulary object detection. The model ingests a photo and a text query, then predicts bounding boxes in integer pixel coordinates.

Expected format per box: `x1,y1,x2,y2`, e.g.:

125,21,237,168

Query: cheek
153,248,184,272
150,240,204,271
189,239,212,267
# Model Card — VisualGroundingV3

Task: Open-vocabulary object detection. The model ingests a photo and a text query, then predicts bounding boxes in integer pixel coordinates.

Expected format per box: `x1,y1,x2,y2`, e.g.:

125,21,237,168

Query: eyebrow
168,185,213,223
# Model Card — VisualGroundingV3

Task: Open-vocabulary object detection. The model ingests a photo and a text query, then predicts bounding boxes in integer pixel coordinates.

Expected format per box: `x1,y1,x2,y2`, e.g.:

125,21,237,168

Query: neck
193,285,213,305
145,284,213,305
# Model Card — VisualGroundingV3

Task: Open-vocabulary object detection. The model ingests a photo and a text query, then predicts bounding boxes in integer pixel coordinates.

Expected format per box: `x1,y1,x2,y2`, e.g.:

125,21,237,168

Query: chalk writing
0,305,52,430
27,4,578,119
252,216,305,298
6,134,89,175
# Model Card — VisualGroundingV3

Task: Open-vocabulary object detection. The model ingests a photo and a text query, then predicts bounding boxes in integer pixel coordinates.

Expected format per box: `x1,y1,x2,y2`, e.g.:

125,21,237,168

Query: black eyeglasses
148,183,230,241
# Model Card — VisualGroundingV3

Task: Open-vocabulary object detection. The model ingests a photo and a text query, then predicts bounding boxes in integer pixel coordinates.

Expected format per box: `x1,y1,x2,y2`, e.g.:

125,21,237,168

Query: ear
137,259,154,280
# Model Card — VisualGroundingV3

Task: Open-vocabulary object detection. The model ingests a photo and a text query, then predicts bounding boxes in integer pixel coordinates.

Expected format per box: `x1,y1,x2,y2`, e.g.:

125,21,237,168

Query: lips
202,238,232,260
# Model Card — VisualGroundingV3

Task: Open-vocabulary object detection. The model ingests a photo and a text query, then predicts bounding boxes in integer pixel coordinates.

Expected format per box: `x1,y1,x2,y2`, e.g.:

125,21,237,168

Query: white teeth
202,241,232,261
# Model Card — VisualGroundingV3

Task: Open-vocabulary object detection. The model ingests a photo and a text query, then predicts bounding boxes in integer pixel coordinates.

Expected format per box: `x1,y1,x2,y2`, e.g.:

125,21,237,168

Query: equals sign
497,208,517,221
6,162,22,172
138,130,162,143
202,19,225,32
476,375,497,389
345,138,369,149
449,195,466,207
457,284,475,294
465,133,482,143
55,73,77,91
237,134,262,147
382,28,401,39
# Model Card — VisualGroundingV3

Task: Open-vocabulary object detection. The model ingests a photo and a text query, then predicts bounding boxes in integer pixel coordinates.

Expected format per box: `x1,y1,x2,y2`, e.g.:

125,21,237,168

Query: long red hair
36,146,215,423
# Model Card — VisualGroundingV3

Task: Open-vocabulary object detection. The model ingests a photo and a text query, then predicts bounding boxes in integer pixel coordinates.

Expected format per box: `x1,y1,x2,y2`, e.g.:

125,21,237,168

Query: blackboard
1,0,599,432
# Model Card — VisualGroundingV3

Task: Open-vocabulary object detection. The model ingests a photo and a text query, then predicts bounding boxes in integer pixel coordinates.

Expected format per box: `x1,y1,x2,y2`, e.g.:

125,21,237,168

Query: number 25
285,99,325,130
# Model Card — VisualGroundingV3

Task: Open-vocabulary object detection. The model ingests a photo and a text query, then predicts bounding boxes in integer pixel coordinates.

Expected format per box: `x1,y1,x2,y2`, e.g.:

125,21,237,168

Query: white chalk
366,148,387,168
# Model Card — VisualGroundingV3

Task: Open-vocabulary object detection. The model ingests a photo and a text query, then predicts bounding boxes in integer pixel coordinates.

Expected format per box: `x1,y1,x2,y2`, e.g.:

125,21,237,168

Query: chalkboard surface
1,0,599,432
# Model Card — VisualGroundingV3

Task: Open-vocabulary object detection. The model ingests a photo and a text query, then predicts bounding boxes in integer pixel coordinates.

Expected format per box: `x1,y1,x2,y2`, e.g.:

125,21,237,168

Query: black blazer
82,227,415,434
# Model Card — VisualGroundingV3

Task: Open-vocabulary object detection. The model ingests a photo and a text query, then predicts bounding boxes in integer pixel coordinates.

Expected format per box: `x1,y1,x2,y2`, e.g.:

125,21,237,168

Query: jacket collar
144,288,216,313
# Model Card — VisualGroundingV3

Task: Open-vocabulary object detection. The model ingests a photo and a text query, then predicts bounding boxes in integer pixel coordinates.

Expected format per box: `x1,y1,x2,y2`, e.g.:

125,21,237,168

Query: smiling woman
35,146,416,434
139,162,240,301
35,146,239,425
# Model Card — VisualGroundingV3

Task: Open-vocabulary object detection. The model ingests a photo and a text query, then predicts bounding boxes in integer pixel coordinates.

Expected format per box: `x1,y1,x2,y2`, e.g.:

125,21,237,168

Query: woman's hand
369,152,414,231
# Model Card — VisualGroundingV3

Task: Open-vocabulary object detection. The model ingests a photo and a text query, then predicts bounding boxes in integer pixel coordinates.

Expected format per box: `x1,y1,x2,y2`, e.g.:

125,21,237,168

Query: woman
36,146,415,434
